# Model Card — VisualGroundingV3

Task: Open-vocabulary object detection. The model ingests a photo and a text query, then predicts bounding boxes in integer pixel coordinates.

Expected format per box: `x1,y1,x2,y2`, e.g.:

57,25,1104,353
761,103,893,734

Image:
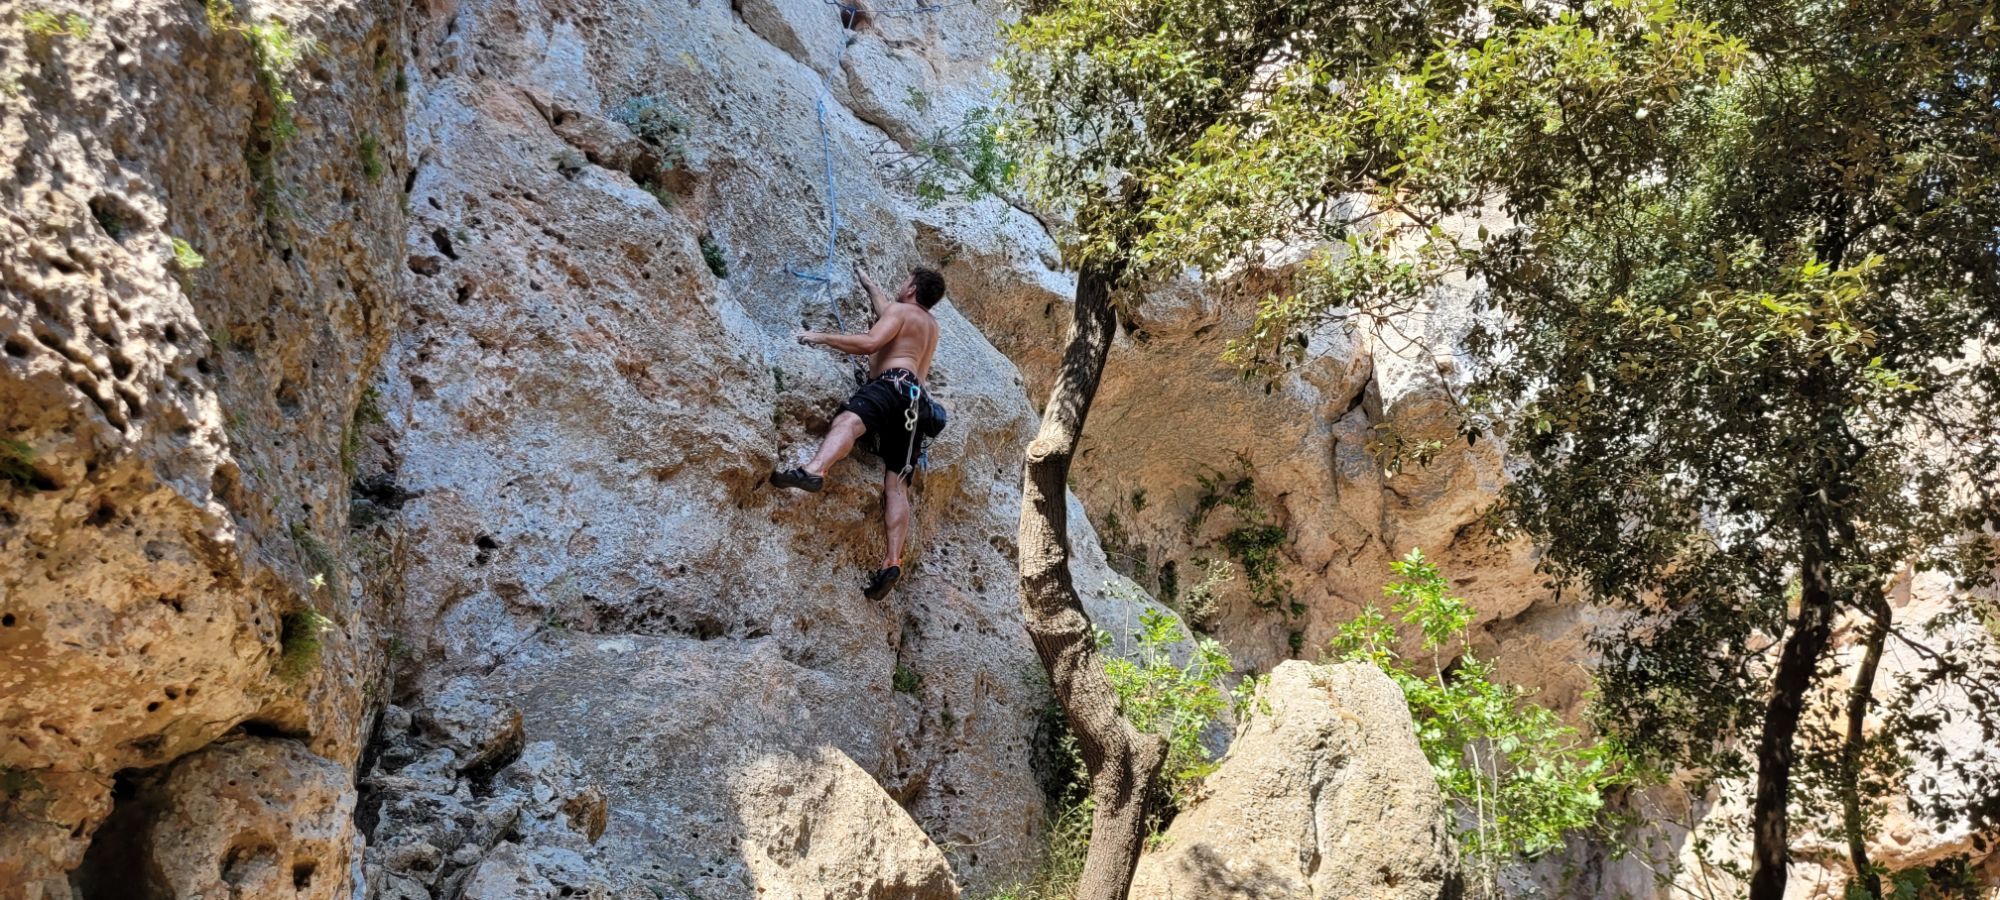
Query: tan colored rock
1132,661,1461,900
74,738,358,900
1,0,403,888
734,747,960,899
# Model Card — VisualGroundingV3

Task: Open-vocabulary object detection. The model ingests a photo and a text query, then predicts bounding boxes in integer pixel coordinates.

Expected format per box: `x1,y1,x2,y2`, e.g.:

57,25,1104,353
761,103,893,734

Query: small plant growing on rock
875,106,1017,207
170,237,205,271
893,663,923,694
699,234,728,278
611,95,688,167
1330,548,1635,896
2,439,43,489
357,133,383,181
21,9,90,40
1098,605,1233,808
277,607,331,683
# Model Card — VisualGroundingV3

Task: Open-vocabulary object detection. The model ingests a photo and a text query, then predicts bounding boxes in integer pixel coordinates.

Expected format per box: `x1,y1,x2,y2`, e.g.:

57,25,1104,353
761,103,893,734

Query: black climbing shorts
840,368,929,481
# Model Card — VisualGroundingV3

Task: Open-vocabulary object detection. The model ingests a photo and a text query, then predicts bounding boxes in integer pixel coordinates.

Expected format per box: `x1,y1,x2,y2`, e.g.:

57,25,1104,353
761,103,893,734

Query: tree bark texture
1017,262,1167,900
1840,596,1892,899
1749,511,1840,900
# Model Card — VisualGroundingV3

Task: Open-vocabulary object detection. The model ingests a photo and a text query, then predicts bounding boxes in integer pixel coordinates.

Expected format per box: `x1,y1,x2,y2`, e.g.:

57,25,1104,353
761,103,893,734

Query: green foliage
21,9,89,40
170,237,205,271
357,133,383,181
1220,523,1289,611
1866,856,1984,900
1168,557,1230,630
612,95,688,167
893,663,923,694
996,605,1236,900
1,439,43,489
1333,549,1635,893
986,796,1090,900
244,19,312,143
277,607,331,683
895,107,1016,207
699,234,728,278
1098,607,1233,806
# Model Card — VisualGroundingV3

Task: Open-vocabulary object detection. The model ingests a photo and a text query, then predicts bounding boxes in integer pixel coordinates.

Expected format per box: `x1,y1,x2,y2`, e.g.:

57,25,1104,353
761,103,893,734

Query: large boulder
72,738,358,900
1131,661,1461,900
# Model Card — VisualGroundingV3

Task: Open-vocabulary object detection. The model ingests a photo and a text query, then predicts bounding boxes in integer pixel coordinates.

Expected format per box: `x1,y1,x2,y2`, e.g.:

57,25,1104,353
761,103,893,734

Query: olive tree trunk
1017,262,1167,900
1839,597,1892,899
1748,510,1840,900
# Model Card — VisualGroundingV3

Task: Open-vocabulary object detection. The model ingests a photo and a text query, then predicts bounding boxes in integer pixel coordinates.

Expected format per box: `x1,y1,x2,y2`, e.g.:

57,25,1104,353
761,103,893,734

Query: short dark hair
910,267,946,309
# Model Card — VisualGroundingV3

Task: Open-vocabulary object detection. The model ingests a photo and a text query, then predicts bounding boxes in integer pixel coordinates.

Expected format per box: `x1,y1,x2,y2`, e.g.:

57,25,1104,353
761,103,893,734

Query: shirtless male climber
771,263,947,600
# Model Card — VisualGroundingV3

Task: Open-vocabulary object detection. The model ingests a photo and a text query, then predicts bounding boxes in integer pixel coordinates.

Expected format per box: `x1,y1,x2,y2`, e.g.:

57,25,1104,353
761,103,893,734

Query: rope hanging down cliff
785,0,976,358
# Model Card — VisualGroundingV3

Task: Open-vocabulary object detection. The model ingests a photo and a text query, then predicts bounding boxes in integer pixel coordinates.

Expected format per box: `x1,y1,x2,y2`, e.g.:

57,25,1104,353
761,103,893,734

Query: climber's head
900,267,946,310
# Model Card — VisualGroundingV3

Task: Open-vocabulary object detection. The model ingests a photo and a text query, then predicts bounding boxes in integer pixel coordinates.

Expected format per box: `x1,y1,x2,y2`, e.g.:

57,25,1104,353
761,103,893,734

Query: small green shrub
1221,523,1290,609
1170,557,1230,629
2,439,41,488
1099,606,1233,807
357,133,383,181
611,95,687,166
904,107,1016,207
1331,549,1635,893
170,237,205,270
241,17,315,145
22,10,90,40
277,607,331,683
893,663,923,694
700,234,728,278
987,796,1090,900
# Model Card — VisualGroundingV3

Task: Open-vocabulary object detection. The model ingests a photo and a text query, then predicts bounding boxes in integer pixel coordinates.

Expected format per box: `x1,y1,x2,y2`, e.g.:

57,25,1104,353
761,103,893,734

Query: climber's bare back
870,303,937,383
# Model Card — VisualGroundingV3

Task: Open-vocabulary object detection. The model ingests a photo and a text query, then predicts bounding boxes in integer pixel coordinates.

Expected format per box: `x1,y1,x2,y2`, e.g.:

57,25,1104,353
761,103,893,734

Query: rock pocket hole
73,768,160,900
291,859,317,889
275,379,302,417
88,195,144,242
4,338,27,357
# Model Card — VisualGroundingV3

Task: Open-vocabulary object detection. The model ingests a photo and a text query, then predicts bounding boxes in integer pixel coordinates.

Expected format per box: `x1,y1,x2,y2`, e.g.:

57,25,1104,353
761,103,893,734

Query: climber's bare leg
881,468,909,569
804,411,867,478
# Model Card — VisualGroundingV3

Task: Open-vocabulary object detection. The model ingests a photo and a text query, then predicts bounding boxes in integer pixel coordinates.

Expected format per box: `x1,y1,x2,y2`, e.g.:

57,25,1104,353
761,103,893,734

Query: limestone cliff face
362,0,1162,896
6,0,1995,898
2,0,403,894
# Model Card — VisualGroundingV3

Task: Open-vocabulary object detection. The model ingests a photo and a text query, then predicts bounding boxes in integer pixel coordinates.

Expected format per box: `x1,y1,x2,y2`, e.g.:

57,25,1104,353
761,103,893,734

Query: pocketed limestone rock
1131,661,1461,900
105,738,358,900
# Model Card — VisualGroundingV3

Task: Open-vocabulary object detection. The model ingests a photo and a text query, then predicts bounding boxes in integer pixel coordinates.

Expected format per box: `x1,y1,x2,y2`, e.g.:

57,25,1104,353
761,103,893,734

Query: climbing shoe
770,467,824,493
863,565,901,600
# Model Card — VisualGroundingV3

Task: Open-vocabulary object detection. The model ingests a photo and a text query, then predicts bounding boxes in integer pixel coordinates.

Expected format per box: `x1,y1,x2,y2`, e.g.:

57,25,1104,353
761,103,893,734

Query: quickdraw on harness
885,370,930,478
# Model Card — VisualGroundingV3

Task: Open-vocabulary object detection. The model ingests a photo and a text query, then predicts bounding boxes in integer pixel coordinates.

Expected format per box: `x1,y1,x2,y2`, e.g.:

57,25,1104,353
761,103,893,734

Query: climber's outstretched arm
800,311,903,356
856,263,894,319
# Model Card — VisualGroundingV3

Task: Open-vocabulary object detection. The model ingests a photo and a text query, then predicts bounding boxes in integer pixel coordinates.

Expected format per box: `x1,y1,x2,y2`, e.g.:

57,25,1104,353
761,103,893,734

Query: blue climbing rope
787,0,982,337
